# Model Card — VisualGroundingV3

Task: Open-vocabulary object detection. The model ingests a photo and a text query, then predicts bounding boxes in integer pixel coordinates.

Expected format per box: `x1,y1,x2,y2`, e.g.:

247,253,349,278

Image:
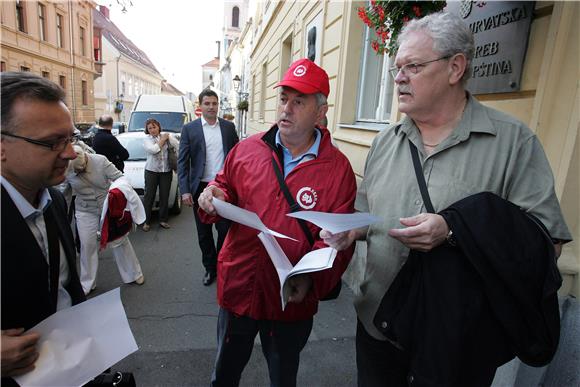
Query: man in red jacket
198,59,357,386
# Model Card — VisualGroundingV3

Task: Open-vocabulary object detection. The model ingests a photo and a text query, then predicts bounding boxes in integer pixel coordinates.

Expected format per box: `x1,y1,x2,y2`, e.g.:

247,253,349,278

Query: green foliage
357,1,446,56
237,99,249,111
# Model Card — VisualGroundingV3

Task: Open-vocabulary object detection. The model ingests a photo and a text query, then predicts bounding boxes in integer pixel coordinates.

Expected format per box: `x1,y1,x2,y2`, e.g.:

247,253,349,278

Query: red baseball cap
275,58,330,97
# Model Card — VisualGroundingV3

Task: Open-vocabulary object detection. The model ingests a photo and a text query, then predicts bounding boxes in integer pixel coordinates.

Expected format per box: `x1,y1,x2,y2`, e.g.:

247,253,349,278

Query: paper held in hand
258,232,337,310
286,211,381,234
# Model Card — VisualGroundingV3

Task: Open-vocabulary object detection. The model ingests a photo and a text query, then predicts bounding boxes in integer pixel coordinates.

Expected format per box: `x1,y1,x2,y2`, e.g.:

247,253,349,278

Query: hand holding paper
212,198,297,240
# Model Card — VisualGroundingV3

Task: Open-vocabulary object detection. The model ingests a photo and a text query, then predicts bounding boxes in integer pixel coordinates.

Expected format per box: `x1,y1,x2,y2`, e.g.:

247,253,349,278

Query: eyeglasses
389,56,451,79
1,131,79,152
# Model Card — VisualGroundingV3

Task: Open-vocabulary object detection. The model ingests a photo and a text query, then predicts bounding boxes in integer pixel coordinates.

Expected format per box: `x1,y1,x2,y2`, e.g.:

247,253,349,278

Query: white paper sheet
14,288,138,387
287,211,382,234
212,197,297,240
258,232,337,310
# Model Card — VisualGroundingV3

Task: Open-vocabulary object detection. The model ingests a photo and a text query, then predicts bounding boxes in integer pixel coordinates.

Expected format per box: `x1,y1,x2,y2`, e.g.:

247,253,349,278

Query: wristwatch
446,229,457,246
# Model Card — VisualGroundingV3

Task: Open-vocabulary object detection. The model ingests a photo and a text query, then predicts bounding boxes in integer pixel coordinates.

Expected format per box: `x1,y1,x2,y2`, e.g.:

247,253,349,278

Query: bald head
98,115,114,129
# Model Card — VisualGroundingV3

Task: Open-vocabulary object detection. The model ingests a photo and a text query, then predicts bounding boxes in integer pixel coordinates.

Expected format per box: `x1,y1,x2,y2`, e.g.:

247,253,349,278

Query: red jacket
199,126,356,321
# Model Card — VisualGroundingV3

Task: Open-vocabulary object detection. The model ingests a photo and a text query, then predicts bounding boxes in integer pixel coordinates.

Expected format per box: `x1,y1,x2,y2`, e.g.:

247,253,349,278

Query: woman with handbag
142,118,178,231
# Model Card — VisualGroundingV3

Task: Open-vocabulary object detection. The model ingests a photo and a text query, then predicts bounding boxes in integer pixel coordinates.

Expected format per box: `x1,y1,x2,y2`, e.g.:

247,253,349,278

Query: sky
100,0,225,95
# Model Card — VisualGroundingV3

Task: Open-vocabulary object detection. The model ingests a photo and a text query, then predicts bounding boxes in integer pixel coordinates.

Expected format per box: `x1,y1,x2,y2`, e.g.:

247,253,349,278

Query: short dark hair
198,88,219,105
1,71,66,134
144,118,162,134
98,115,114,127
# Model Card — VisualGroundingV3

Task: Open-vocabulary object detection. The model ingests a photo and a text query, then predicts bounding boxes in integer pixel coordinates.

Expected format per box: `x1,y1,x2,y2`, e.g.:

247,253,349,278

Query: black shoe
203,271,216,286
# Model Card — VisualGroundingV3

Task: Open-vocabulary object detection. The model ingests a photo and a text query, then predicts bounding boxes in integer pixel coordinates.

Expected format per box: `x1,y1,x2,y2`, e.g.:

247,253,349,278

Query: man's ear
317,103,329,123
1,138,7,162
448,54,467,85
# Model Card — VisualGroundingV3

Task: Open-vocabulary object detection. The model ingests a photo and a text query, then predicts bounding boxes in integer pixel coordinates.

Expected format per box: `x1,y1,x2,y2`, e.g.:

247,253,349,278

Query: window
1,62,6,72
56,14,64,48
259,62,267,120
81,80,88,105
93,29,102,61
20,66,30,72
79,26,86,56
59,75,66,89
38,3,46,41
356,26,395,123
16,0,26,33
42,71,50,78
232,6,239,28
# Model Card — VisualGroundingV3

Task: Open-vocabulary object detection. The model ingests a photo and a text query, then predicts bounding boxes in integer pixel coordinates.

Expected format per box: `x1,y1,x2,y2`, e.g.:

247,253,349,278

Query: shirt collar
397,92,497,142
275,128,321,160
201,116,219,128
1,177,52,219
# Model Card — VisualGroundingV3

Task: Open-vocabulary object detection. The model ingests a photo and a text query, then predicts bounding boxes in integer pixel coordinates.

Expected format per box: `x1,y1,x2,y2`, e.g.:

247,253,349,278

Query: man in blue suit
178,89,239,286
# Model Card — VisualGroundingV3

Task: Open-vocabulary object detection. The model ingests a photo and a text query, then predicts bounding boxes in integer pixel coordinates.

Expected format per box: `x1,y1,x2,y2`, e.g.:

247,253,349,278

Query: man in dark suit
1,72,86,384
92,114,129,172
178,89,239,286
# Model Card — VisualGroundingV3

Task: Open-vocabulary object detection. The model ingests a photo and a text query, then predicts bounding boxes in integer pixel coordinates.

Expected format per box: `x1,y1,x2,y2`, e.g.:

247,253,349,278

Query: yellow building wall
245,0,579,295
0,0,96,123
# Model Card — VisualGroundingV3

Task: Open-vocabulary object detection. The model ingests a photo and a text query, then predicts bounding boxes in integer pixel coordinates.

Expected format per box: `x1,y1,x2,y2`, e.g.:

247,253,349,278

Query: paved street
91,206,358,386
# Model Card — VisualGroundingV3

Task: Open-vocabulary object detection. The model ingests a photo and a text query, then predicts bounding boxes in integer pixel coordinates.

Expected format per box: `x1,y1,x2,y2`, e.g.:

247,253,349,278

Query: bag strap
271,156,315,246
408,140,435,214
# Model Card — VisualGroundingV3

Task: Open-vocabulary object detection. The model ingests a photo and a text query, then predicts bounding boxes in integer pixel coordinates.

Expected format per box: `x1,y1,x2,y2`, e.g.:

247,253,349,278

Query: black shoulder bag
271,156,341,301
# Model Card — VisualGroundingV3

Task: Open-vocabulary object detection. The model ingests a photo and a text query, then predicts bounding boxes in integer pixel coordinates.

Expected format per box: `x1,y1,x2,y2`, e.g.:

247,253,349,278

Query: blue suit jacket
178,117,239,196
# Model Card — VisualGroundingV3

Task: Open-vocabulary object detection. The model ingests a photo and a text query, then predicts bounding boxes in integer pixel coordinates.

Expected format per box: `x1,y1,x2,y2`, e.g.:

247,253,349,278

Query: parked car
76,122,98,147
127,95,194,135
112,121,127,136
116,132,181,214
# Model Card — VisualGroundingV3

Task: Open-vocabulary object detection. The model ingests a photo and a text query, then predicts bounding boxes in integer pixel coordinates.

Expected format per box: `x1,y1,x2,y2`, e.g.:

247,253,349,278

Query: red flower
371,40,379,52
403,16,410,23
412,5,421,17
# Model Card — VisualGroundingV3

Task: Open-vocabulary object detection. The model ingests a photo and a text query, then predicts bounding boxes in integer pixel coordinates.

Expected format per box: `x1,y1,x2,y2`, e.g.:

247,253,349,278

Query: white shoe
134,275,145,285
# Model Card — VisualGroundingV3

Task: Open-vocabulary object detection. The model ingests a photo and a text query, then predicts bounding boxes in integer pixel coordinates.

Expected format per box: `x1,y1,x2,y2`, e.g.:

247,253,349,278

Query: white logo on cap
293,65,307,77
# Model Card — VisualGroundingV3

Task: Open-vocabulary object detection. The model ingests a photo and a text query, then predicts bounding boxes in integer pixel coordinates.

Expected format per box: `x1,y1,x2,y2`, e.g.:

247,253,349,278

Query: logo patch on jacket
296,187,318,210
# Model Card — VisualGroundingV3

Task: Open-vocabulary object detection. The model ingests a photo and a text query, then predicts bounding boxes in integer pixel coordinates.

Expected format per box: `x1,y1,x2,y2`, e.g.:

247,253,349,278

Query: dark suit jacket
93,129,129,172
1,186,85,331
178,117,238,197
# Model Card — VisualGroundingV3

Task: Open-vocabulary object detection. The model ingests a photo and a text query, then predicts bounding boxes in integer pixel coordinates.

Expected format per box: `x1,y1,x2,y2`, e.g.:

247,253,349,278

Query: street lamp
232,75,249,139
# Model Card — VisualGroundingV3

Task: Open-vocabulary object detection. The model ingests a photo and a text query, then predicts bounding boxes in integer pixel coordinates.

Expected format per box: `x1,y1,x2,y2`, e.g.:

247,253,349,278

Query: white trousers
75,208,143,295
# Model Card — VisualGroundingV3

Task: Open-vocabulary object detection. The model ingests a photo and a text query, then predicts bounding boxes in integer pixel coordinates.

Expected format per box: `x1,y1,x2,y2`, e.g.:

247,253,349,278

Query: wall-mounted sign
446,1,534,94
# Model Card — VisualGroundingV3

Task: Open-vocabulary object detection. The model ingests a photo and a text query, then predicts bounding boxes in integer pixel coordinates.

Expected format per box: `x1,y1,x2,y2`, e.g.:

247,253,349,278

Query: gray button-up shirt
354,94,572,340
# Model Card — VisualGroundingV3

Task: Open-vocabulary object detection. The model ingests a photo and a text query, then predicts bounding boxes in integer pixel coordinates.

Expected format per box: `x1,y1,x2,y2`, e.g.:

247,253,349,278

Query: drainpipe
116,55,121,120
68,1,77,122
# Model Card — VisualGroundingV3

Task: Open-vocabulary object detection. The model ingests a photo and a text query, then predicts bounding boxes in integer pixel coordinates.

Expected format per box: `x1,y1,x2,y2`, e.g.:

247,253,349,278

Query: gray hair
1,71,66,134
315,92,327,107
398,12,474,83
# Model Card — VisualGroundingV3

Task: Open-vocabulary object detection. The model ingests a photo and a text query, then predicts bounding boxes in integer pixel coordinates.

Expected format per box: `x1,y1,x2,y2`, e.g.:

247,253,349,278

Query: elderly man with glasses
322,12,571,386
1,71,86,385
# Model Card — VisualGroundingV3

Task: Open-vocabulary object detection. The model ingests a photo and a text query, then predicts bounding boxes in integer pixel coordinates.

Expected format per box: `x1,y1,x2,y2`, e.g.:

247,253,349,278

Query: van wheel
170,187,182,215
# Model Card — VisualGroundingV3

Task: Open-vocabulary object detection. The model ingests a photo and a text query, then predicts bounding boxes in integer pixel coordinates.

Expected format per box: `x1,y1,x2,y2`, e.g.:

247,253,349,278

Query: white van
128,95,195,133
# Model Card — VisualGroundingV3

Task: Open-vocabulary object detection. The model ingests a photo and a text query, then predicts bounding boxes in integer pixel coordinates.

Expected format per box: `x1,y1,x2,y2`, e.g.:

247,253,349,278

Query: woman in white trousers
67,146,144,295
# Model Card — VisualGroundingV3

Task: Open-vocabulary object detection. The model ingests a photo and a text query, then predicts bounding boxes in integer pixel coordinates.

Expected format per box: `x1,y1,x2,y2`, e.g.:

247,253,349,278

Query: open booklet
258,232,337,310
211,198,380,310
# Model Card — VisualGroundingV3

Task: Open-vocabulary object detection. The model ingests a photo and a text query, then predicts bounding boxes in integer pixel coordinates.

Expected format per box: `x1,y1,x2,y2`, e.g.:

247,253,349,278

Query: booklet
258,232,337,310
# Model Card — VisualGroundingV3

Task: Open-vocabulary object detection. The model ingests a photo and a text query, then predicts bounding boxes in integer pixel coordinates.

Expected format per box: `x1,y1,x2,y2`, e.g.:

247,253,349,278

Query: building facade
92,6,165,123
238,1,578,300
1,0,98,123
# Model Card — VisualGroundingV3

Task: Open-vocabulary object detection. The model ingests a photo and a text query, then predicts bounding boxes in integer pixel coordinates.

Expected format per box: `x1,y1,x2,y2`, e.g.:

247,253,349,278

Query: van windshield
128,112,188,133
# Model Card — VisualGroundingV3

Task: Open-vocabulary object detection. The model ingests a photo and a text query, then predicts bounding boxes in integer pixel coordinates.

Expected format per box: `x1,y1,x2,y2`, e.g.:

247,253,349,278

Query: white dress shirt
201,117,225,182
1,178,72,310
143,134,178,173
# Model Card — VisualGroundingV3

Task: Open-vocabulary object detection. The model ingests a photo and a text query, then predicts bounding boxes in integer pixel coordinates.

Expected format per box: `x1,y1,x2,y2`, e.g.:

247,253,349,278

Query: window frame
16,0,27,33
38,3,46,41
79,26,86,56
355,26,395,125
56,13,64,48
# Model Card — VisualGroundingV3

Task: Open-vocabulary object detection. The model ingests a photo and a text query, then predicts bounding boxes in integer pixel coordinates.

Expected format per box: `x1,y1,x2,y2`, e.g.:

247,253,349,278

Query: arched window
232,6,239,28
